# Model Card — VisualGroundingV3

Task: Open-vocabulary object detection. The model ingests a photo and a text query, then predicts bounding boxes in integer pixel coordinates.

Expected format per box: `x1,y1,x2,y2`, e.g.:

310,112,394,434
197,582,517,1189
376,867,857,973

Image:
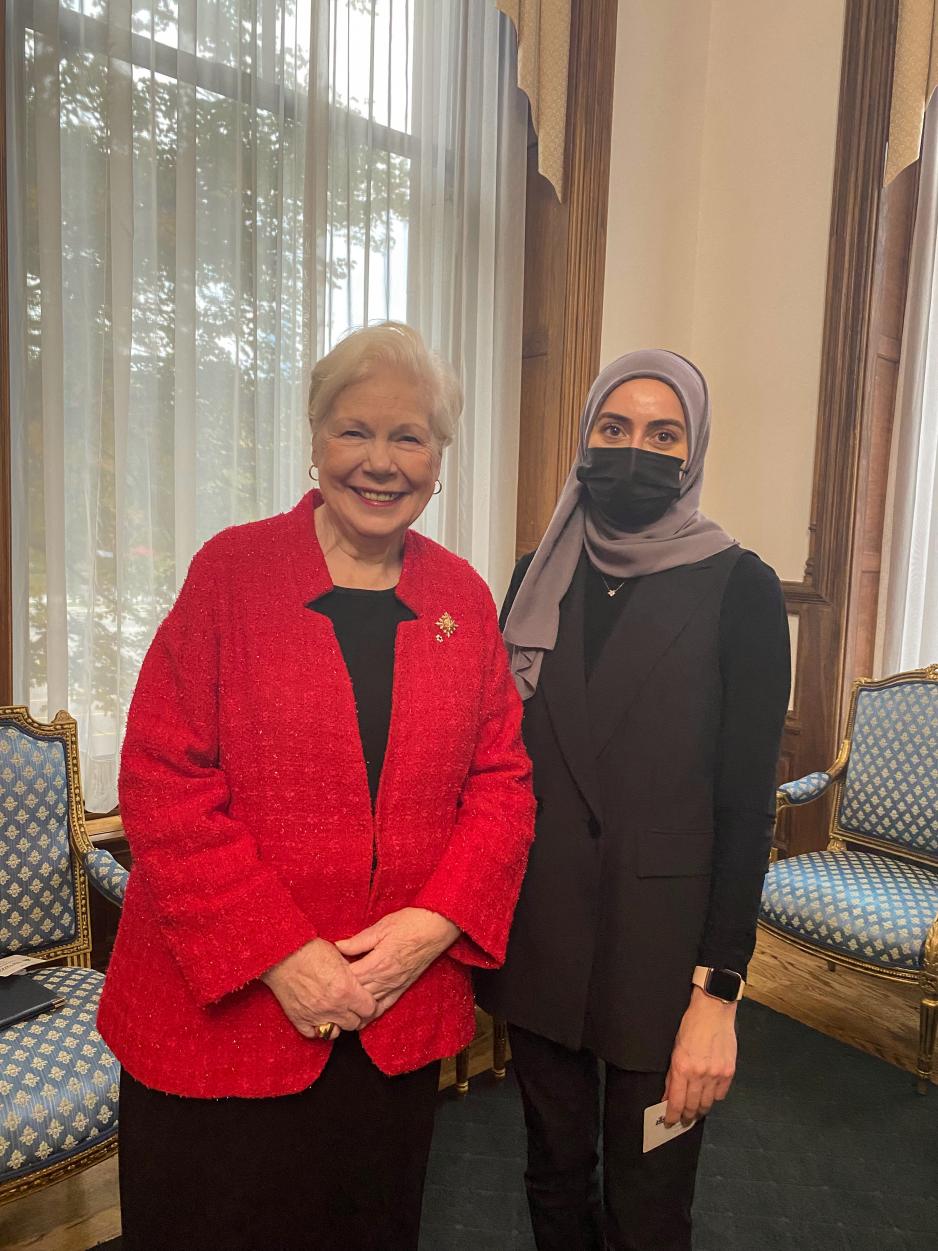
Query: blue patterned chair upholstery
759,667,938,1093
0,707,128,1204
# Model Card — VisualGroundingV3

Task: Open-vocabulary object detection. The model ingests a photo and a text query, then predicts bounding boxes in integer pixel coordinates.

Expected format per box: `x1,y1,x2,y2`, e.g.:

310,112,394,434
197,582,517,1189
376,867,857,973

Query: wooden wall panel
778,0,900,855
773,747,798,856
515,0,618,558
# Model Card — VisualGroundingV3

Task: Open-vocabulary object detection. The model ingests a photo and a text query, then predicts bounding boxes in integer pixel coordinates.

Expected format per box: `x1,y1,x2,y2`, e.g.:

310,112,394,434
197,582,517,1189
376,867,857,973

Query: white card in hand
642,1100,698,1153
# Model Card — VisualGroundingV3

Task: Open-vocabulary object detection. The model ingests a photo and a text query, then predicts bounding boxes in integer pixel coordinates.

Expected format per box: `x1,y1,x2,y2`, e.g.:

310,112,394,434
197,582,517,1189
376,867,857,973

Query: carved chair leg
455,1047,470,1096
916,995,938,1095
492,1015,508,1080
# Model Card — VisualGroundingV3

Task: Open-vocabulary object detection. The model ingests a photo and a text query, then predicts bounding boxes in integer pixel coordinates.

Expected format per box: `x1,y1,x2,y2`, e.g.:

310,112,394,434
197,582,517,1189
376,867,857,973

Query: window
6,0,526,808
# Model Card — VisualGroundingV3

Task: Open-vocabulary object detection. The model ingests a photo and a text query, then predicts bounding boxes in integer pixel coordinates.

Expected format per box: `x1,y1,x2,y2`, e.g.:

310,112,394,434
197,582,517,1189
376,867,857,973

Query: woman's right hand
261,939,379,1040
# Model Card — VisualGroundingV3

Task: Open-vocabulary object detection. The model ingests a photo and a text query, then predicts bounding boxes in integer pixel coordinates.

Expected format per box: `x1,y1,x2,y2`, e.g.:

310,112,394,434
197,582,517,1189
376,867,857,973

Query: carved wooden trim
780,0,899,855
805,0,897,606
554,0,618,492
514,0,618,556
0,0,11,705
921,918,938,999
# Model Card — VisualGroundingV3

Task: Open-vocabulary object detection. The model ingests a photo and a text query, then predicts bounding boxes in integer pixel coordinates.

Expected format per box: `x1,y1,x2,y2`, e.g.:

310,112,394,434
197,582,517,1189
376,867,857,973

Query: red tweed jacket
97,492,535,1098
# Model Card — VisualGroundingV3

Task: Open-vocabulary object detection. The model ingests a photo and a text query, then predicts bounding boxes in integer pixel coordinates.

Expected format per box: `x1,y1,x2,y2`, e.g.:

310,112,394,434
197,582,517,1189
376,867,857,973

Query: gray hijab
504,348,737,699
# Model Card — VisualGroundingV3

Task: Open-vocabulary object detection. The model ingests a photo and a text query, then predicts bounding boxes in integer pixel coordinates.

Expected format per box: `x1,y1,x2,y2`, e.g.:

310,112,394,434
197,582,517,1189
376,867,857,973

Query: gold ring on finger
315,1022,335,1041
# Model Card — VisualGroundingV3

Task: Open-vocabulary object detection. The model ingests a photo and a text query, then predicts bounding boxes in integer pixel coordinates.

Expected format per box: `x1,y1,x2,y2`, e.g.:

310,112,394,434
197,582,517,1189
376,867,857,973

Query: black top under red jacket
99,492,535,1098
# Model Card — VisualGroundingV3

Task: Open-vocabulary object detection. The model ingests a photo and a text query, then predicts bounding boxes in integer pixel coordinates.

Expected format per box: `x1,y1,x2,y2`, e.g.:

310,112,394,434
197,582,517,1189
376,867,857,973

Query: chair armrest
776,739,851,812
776,771,834,809
84,847,129,907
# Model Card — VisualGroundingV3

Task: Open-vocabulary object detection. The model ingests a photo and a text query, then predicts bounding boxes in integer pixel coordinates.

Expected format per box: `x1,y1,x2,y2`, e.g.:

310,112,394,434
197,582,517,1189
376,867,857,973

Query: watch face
707,969,742,1001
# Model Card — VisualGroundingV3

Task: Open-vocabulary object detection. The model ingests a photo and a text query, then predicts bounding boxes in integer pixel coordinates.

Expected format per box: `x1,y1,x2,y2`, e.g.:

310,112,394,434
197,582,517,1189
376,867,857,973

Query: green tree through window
11,0,417,807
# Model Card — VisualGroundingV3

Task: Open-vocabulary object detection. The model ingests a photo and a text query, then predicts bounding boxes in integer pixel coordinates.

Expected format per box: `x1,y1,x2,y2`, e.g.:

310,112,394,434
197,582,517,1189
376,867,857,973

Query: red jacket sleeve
119,542,317,1006
414,581,535,968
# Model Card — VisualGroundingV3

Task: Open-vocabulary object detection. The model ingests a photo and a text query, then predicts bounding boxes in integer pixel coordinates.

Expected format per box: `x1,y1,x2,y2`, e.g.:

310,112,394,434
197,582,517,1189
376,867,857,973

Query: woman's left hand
662,986,738,1127
335,908,460,1018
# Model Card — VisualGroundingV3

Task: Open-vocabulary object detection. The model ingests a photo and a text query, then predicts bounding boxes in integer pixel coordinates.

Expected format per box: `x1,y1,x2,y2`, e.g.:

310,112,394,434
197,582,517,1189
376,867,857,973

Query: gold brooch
435,612,458,642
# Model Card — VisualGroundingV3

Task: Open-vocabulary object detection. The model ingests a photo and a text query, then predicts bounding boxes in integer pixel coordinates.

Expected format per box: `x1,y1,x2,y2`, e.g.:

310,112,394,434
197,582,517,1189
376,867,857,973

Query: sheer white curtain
877,100,938,674
7,0,526,810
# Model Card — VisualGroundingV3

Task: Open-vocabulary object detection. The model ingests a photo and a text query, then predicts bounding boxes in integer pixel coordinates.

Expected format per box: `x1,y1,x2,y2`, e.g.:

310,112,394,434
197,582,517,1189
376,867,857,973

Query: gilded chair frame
0,706,118,1205
0,1136,118,1207
759,665,938,1090
0,706,95,968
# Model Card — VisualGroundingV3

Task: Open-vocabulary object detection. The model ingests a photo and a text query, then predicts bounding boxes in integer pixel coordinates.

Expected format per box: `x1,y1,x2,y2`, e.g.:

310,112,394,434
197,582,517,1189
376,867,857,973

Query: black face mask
576,447,683,529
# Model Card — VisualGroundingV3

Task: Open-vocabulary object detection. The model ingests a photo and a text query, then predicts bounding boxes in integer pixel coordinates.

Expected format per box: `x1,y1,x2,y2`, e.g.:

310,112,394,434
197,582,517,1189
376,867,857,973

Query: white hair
307,322,463,450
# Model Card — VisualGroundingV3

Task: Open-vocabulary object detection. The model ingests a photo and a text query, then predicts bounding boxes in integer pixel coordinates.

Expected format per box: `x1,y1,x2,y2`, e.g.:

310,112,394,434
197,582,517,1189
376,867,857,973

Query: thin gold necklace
599,571,627,598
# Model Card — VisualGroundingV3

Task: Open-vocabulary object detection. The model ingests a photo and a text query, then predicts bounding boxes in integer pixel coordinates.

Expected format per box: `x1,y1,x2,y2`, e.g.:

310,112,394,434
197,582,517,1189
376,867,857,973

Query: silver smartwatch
692,965,745,1003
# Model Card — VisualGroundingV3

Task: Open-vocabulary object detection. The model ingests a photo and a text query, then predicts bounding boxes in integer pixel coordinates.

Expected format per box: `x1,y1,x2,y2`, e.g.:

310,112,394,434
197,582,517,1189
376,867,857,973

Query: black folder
0,975,65,1030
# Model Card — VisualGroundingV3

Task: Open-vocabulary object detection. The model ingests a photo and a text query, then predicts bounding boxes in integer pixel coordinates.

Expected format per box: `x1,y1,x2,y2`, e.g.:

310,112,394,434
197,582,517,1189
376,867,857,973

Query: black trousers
509,1024,705,1251
118,1032,441,1251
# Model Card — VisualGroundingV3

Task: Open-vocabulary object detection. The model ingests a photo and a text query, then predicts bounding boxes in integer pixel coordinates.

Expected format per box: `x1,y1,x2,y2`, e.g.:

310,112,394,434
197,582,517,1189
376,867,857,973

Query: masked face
581,376,688,529
576,446,683,528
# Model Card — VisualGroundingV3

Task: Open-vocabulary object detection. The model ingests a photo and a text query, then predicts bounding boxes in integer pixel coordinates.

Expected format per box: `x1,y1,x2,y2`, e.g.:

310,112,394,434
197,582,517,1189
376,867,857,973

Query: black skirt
118,1032,441,1251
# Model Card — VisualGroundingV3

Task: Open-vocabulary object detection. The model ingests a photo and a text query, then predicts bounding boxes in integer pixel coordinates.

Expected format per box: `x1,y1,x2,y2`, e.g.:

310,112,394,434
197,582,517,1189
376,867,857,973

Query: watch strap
692,964,745,1002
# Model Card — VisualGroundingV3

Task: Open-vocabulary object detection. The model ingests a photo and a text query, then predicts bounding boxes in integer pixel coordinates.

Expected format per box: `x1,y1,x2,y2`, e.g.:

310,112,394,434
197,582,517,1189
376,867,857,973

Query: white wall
601,1,711,353
601,0,845,583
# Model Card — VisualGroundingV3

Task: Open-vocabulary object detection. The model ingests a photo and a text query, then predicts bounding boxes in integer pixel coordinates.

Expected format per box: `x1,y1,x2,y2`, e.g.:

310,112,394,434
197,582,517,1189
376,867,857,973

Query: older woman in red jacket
97,322,535,1251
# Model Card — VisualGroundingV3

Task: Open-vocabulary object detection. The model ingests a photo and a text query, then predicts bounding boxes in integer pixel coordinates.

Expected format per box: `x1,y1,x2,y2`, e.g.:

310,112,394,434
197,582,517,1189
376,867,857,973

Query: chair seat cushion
760,849,938,973
0,965,119,1182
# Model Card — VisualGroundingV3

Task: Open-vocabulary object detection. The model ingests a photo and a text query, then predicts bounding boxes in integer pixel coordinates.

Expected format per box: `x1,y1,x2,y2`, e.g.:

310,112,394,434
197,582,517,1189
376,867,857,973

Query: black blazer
476,546,790,1071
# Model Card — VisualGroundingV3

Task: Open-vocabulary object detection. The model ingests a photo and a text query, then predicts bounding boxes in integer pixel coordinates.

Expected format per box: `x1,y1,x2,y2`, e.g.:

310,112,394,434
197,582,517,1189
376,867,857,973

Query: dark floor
93,1001,938,1251
420,1000,938,1251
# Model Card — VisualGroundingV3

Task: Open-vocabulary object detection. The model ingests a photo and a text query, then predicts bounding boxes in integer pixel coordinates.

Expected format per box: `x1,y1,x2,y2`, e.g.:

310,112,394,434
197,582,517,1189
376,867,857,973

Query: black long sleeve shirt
501,549,791,977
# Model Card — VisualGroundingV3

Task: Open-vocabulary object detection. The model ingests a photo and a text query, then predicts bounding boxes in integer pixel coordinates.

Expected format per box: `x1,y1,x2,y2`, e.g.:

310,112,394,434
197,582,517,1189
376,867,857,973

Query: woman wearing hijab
476,350,790,1251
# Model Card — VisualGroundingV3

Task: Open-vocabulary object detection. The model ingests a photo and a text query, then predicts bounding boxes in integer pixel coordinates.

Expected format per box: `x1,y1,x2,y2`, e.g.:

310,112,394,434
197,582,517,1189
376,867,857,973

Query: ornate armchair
759,666,938,1093
0,707,129,1204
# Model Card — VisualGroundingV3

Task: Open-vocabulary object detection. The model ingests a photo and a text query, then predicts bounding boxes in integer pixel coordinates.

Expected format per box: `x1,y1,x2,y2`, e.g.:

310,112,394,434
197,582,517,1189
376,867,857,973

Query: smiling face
586,377,689,464
312,366,442,549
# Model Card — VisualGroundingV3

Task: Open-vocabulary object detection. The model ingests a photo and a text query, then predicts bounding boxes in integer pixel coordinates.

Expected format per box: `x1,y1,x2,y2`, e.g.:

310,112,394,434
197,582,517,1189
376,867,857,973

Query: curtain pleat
33,4,68,718
886,0,938,185
877,99,938,672
6,0,526,809
495,0,571,199
174,0,199,580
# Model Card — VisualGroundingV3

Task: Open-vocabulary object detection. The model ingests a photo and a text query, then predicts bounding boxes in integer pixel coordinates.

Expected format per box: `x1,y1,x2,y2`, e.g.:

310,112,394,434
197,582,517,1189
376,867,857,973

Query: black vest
477,545,743,1071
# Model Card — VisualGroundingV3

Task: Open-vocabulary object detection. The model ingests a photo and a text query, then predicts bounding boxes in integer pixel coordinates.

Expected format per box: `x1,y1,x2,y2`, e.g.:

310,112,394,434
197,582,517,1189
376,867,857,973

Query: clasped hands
261,907,459,1042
